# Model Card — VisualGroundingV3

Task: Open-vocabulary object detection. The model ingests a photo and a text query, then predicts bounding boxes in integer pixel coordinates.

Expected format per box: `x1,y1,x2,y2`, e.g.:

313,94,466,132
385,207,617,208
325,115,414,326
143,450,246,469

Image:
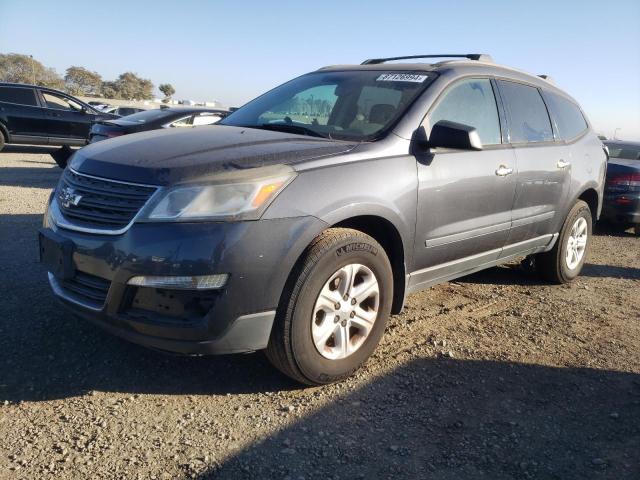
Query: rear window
544,91,588,140
606,144,640,160
0,86,37,106
498,81,553,143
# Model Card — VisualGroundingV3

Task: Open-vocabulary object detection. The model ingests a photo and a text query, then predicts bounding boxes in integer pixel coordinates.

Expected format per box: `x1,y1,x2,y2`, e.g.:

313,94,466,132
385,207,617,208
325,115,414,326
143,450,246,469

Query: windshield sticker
376,73,428,83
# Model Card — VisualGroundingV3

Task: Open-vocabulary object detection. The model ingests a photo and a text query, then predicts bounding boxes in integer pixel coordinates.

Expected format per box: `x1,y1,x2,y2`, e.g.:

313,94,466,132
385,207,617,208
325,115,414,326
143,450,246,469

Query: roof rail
361,54,493,65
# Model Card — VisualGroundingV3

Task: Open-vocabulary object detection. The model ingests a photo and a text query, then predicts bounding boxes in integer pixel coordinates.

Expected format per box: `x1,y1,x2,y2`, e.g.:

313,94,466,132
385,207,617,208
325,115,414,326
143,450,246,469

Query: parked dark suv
40,54,607,385
0,82,117,151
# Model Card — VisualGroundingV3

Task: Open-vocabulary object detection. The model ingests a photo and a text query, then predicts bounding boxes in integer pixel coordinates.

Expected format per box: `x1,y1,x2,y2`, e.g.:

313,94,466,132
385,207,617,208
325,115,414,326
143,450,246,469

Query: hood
71,125,358,185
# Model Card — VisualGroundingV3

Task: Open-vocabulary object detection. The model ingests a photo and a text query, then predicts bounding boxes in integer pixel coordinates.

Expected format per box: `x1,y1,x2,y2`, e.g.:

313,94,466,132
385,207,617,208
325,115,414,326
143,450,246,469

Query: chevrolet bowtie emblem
59,186,83,208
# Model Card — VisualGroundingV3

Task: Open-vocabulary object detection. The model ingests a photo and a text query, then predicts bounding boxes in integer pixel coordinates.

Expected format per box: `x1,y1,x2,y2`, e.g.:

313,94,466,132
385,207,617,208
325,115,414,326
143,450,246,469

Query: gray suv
40,54,606,385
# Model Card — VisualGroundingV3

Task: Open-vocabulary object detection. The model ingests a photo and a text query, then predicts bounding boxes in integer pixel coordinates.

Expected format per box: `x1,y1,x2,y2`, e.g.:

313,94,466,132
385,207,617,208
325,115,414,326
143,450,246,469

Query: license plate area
39,228,75,280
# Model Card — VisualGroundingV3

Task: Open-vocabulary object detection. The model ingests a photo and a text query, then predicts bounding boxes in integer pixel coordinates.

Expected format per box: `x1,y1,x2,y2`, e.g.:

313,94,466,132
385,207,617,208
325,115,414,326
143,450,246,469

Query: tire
0,129,5,152
51,145,73,169
265,228,393,385
634,224,640,236
536,200,592,283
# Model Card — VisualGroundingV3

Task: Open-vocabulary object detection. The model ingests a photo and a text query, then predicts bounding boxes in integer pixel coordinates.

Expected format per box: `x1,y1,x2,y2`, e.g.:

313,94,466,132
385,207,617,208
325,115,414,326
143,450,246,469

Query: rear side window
498,81,553,143
544,91,588,140
426,78,501,145
0,86,37,106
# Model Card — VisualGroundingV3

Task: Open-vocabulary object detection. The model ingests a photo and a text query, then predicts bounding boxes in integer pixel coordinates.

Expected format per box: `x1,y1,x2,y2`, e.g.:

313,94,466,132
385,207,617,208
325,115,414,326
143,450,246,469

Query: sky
1,0,639,139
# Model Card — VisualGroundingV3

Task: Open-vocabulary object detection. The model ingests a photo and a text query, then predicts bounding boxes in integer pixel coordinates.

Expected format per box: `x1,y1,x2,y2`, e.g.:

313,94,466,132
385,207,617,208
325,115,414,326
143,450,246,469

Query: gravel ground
1,147,639,480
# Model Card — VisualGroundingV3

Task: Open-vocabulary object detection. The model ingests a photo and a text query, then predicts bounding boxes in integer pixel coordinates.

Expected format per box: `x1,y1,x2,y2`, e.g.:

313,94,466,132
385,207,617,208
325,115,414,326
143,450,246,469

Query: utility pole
30,55,35,84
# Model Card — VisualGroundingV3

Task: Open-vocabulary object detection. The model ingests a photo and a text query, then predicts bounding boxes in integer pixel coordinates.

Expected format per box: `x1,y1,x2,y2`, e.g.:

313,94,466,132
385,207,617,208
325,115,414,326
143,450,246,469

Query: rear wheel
536,200,592,283
0,129,5,152
265,228,393,385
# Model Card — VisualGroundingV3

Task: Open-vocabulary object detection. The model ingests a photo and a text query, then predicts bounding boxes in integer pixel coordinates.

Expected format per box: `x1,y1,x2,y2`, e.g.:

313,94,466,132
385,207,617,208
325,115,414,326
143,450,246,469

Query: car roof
0,81,64,93
316,57,571,99
604,140,640,147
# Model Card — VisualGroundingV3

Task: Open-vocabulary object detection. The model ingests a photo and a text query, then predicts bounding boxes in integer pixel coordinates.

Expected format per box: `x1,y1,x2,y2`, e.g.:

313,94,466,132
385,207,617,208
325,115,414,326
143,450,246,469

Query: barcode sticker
376,73,428,83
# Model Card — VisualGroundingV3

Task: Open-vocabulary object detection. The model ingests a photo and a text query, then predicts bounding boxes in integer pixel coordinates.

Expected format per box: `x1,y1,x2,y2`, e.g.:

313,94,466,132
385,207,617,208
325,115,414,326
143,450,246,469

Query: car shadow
1,144,63,154
594,222,637,238
581,263,640,280
200,358,640,480
0,166,61,188
457,263,549,287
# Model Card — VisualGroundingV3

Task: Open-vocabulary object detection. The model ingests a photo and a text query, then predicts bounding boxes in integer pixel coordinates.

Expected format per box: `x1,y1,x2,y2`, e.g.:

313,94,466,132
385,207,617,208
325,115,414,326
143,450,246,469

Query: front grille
59,271,111,309
57,169,157,230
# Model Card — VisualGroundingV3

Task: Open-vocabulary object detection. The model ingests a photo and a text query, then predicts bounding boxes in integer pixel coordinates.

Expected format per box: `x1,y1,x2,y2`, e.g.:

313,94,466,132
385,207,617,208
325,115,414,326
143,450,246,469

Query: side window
42,92,82,111
426,78,501,145
0,86,38,106
544,92,588,140
192,113,221,126
169,115,193,127
498,81,553,143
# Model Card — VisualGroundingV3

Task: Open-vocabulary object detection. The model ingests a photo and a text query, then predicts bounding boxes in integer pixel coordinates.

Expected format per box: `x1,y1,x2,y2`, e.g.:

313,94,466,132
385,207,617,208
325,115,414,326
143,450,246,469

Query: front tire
536,200,592,283
266,228,393,385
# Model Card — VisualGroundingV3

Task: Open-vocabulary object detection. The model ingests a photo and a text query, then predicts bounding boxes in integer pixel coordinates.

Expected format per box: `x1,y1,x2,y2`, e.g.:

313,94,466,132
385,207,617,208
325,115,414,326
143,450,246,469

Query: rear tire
0,129,5,152
265,228,393,385
536,200,592,283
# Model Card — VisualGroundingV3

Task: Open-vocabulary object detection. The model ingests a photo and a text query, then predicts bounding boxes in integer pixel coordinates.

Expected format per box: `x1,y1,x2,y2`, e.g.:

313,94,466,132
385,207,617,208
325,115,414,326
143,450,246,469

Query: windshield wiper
249,123,329,139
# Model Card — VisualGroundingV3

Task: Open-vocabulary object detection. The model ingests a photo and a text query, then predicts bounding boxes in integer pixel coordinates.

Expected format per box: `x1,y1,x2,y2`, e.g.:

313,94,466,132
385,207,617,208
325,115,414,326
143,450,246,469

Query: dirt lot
1,147,639,480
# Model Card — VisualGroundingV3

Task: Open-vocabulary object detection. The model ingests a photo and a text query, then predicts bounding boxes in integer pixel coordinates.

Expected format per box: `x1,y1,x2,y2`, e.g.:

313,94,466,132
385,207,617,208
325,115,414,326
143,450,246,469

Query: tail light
606,172,640,191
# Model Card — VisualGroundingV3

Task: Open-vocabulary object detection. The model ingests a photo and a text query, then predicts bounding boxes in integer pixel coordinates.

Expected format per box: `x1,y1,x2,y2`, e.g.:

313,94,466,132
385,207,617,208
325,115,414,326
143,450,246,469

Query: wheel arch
0,122,9,143
576,186,600,225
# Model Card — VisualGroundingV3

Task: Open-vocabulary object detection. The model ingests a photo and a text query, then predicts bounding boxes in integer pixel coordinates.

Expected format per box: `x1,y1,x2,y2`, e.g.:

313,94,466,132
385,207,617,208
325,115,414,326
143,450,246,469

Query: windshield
115,109,176,124
220,71,435,141
606,143,640,161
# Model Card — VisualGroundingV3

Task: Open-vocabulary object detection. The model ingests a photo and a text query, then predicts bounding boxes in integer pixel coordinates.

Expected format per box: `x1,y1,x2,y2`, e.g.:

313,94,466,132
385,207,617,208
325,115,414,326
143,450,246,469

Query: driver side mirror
415,120,483,151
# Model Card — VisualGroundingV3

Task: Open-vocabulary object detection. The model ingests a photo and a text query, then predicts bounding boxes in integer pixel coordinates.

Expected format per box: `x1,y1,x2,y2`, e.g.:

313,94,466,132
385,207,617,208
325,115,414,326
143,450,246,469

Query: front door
39,90,92,143
412,78,517,287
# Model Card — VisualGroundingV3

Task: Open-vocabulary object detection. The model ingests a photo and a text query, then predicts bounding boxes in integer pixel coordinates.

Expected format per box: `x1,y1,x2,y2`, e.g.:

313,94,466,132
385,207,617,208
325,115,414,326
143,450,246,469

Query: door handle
557,159,571,169
495,165,513,176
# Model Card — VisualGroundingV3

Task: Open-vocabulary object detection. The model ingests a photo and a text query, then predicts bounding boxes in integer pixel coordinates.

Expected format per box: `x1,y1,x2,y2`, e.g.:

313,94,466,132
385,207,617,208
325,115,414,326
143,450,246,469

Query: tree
0,53,64,89
112,72,154,100
159,83,175,103
65,66,102,96
100,81,118,99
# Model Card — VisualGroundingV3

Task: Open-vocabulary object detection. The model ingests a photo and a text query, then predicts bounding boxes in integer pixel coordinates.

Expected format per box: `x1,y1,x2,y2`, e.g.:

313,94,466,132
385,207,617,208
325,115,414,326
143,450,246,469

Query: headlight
140,165,295,221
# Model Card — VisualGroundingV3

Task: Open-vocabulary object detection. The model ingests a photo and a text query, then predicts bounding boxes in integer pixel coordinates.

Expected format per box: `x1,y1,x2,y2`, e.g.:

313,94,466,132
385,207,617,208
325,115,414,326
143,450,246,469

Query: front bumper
43,213,327,354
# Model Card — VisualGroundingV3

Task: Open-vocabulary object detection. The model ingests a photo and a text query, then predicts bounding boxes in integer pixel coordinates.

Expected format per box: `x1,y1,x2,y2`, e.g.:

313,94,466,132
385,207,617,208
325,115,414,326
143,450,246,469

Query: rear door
496,80,570,254
412,78,517,282
0,85,47,138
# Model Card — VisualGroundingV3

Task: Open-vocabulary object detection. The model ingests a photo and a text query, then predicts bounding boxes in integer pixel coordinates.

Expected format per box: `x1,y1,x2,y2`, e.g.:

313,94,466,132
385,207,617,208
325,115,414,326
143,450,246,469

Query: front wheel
535,200,592,283
265,228,393,385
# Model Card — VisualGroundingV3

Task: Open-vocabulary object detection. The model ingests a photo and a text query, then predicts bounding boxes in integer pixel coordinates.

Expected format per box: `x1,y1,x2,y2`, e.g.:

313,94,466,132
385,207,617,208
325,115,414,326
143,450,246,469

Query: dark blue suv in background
39,54,607,385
